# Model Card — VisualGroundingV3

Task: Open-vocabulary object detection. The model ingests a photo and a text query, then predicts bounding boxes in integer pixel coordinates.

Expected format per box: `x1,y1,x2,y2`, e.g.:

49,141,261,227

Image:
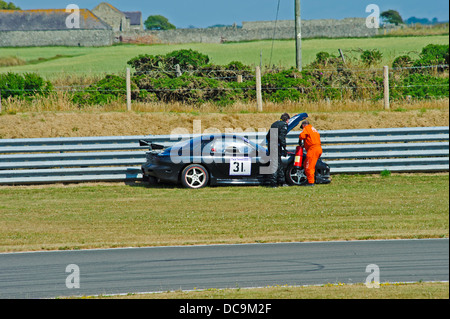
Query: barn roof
0,9,111,31
122,11,142,26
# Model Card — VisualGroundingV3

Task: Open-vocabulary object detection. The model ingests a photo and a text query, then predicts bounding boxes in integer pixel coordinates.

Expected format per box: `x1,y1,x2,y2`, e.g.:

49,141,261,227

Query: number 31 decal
230,158,251,176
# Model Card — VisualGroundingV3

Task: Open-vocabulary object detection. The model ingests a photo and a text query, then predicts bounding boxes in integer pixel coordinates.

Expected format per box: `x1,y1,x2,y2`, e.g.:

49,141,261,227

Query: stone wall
0,17,390,47
119,18,382,44
0,30,113,47
242,18,380,38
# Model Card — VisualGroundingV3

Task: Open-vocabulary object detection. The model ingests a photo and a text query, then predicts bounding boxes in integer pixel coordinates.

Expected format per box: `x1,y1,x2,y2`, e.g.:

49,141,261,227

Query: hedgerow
0,72,52,100
122,46,449,105
2,45,445,107
71,75,142,106
392,73,449,99
413,44,449,68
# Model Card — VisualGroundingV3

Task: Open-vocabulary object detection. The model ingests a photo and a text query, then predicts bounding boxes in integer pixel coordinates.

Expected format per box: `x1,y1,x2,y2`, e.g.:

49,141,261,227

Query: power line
269,0,282,68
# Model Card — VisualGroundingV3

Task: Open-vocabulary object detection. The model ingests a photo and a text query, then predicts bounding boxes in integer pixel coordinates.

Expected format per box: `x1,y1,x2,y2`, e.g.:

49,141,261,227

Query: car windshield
244,137,267,153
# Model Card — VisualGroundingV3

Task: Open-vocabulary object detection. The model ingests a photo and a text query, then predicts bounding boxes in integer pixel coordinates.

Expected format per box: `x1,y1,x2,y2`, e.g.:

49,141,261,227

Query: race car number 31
230,158,251,176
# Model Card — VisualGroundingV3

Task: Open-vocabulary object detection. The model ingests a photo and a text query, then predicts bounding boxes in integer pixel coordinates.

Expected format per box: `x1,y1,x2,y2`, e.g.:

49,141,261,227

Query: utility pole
295,0,302,71
126,68,131,111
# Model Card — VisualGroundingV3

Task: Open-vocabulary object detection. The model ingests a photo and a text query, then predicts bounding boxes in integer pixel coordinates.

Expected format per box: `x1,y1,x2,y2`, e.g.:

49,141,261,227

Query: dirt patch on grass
0,108,448,139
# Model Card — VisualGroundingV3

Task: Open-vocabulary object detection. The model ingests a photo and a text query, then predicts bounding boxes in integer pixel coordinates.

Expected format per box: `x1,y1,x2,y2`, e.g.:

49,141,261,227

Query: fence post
0,90,2,114
126,68,132,112
175,64,182,77
383,66,390,110
338,49,346,64
237,75,243,83
256,66,263,112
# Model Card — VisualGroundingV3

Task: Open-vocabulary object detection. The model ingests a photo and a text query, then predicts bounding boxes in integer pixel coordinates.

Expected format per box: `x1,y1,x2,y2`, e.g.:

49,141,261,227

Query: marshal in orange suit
299,121,323,186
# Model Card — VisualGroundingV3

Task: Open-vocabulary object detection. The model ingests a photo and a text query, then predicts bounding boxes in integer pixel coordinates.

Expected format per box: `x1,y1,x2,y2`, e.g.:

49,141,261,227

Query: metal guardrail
0,127,448,185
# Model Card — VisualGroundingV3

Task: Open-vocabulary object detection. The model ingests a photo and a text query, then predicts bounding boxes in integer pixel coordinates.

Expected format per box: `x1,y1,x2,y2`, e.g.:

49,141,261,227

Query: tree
144,15,176,30
0,1,21,9
381,10,404,25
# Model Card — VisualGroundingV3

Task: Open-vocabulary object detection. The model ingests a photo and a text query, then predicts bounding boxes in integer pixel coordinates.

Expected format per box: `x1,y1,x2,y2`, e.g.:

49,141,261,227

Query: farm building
0,9,113,47
92,2,144,32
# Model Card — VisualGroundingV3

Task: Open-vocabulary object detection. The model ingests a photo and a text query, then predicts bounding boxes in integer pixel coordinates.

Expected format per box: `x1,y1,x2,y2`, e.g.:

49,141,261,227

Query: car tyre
286,164,307,186
148,176,159,186
181,164,209,189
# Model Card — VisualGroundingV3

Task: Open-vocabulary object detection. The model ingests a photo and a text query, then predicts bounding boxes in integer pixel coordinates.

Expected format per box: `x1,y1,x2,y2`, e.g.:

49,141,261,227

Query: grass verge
0,174,448,253
94,282,449,299
2,93,449,115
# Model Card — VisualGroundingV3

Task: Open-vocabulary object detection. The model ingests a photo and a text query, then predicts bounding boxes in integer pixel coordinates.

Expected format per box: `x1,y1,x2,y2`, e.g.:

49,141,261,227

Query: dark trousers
266,149,285,186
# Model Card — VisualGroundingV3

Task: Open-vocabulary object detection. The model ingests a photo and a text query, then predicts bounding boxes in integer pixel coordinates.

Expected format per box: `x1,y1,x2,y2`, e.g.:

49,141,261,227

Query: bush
315,52,331,64
165,49,210,69
190,62,253,83
135,74,235,105
144,15,176,30
127,54,168,75
267,88,302,103
413,44,449,70
128,50,258,105
23,73,53,97
361,49,383,66
127,49,210,76
398,73,449,98
392,55,414,69
72,75,140,106
128,50,253,84
307,51,342,69
0,72,52,100
261,69,313,101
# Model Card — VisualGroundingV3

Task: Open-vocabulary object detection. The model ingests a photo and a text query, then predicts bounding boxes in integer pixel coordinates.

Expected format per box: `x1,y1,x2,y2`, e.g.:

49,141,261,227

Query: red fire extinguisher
294,145,303,167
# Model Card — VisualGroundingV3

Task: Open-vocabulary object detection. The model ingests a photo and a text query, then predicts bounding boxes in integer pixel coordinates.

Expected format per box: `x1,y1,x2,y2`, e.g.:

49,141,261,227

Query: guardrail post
256,66,263,112
383,66,390,110
126,68,132,112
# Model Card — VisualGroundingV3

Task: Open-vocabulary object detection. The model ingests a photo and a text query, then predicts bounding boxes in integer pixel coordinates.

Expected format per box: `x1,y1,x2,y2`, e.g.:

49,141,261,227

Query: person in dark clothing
265,113,290,187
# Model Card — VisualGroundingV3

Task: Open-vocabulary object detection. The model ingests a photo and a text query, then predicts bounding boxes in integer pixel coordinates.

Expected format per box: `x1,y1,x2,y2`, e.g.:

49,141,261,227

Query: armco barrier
0,127,448,185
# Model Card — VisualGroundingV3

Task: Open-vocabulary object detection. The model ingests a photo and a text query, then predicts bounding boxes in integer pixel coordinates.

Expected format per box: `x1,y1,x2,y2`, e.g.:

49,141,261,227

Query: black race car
141,134,331,189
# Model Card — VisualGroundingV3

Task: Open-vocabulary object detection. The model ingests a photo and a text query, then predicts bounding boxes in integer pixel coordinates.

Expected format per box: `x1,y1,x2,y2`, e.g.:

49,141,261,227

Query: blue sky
13,0,450,28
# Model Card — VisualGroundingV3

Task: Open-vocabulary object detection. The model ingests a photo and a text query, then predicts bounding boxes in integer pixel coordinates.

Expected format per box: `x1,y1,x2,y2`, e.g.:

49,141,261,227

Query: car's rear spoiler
139,140,166,150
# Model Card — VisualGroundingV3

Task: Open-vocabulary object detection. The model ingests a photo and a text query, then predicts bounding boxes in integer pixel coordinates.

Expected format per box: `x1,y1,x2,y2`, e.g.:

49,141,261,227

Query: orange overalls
299,125,323,184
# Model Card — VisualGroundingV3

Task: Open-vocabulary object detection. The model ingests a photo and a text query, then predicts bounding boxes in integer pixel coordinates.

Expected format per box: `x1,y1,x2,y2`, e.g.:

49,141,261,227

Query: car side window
209,138,256,156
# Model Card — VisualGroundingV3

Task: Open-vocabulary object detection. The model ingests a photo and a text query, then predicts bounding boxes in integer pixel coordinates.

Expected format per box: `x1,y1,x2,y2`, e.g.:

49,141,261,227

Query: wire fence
2,64,443,92
2,83,449,92
1,64,449,110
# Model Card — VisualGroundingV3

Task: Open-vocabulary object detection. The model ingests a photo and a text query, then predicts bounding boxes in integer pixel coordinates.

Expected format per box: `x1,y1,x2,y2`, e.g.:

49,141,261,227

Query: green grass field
0,174,447,253
0,35,448,79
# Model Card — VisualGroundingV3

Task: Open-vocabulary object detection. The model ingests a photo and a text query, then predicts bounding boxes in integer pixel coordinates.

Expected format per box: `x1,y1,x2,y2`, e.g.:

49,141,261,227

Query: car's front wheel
286,164,307,186
181,164,209,189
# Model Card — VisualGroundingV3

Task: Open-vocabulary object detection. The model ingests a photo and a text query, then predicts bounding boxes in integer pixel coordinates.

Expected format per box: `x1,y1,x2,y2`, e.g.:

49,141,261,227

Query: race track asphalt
0,239,448,299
